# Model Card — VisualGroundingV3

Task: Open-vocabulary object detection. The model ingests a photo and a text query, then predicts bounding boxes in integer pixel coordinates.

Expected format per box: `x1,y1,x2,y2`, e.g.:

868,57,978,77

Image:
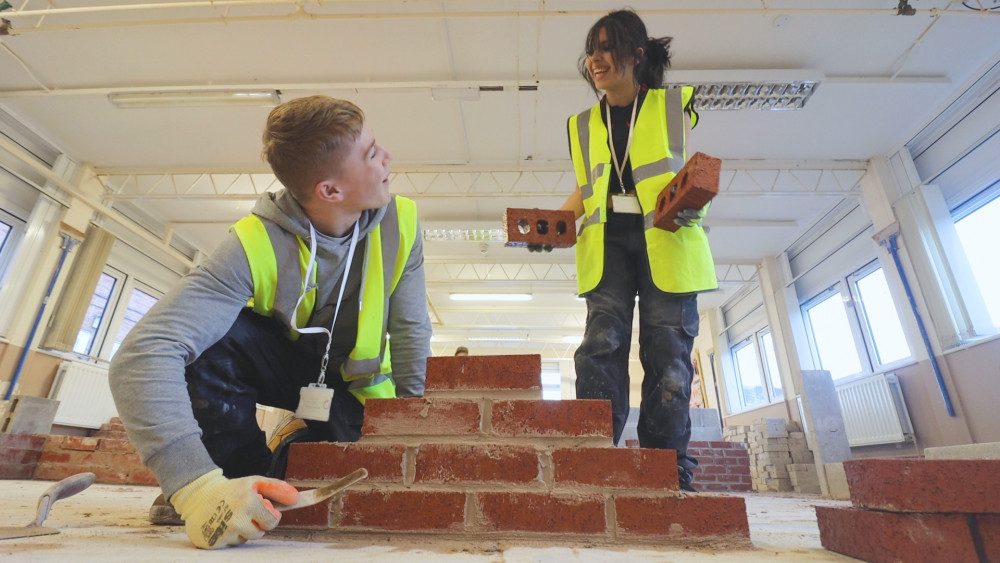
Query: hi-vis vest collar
567,87,717,295
231,196,419,404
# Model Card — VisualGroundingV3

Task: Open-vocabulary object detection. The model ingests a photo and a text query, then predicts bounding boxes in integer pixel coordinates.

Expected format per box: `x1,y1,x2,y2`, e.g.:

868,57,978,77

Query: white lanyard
606,95,638,194
291,220,359,385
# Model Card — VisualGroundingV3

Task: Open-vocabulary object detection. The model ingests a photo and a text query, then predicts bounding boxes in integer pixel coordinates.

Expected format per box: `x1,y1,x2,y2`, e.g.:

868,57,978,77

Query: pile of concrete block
723,417,820,493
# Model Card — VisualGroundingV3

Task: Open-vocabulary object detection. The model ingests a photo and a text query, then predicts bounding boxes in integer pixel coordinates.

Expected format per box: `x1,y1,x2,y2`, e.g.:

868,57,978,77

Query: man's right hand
169,468,299,549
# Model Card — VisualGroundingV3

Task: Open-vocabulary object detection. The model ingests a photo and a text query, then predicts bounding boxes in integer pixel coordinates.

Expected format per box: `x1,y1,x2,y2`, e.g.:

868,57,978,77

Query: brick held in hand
503,208,577,248
652,152,721,232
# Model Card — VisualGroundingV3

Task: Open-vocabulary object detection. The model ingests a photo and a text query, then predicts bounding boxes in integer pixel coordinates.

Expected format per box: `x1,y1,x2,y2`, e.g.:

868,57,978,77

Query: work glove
170,468,299,549
674,207,707,228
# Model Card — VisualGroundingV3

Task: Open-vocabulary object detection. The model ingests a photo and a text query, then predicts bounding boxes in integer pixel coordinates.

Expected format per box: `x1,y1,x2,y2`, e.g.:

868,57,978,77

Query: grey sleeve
386,224,432,398
108,232,253,498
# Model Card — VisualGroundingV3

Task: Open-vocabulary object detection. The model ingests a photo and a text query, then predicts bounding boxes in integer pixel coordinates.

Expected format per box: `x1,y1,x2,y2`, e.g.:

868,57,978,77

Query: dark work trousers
574,209,700,475
184,309,364,479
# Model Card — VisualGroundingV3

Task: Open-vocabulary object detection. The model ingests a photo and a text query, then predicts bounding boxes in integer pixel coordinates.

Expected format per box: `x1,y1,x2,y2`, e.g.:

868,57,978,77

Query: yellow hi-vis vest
230,195,419,405
567,87,717,295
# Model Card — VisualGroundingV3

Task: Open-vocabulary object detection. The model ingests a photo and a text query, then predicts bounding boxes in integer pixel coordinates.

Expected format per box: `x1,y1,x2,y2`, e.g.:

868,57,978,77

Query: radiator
47,360,118,429
835,373,914,447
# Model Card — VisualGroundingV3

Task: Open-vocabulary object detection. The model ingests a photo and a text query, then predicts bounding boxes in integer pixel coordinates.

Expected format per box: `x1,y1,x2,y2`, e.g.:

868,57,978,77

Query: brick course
845,458,1000,513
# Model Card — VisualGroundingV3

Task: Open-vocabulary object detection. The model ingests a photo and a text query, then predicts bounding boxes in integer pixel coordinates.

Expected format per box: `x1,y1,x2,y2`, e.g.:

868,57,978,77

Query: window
541,361,562,400
802,262,912,382
728,328,783,412
955,191,1000,328
74,266,162,360
0,208,26,290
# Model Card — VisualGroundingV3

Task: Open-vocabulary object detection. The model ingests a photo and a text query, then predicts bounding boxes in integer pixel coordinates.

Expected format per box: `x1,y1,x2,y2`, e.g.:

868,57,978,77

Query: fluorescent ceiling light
450,293,532,301
467,334,530,342
561,335,583,344
108,90,280,109
424,228,506,242
691,81,818,111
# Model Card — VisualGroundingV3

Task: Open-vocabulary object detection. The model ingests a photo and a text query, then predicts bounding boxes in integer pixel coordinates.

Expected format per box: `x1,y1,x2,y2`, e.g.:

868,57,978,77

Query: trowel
0,472,96,540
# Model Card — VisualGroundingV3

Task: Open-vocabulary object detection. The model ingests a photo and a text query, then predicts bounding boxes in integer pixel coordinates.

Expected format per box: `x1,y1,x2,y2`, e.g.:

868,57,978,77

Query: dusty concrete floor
0,480,857,561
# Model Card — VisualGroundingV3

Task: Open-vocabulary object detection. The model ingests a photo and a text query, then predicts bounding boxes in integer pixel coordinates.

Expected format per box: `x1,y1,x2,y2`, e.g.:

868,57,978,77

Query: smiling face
584,26,641,104
333,124,393,212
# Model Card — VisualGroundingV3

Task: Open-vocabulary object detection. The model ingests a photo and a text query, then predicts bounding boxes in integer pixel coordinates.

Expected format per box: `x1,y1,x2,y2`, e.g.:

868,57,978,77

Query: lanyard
291,220,360,385
606,95,638,194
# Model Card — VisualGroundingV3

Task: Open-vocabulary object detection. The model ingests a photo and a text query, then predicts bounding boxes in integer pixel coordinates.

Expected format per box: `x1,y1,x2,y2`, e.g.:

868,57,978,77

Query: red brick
503,208,577,248
278,496,333,529
340,491,465,531
98,438,135,453
652,152,720,233
845,459,1000,513
615,495,750,539
425,354,541,392
127,465,159,486
552,448,678,490
0,462,36,479
491,399,612,438
477,492,605,534
816,506,999,563
414,444,538,485
0,447,41,464
361,398,481,436
286,442,404,482
53,436,100,451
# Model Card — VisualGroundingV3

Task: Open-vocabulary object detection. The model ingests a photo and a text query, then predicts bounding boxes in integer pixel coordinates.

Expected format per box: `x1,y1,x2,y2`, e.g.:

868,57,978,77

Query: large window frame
801,260,913,383
728,327,784,413
952,184,1000,330
73,264,164,361
0,207,27,291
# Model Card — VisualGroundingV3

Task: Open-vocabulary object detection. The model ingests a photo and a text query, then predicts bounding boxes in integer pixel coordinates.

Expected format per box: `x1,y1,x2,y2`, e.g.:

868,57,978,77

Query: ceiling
1,0,999,359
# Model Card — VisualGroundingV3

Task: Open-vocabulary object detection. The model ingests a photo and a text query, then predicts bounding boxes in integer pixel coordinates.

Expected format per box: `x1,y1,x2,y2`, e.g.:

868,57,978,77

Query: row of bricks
361,398,612,441
687,444,751,458
281,489,750,544
32,448,157,485
288,442,681,491
0,432,45,479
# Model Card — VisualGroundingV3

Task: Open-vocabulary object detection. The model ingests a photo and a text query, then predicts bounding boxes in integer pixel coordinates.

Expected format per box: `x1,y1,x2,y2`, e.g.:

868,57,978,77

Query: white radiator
835,373,914,447
47,360,118,429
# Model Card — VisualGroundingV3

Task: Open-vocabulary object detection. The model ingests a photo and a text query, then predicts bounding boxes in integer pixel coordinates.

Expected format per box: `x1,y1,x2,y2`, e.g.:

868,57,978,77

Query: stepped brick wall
816,458,1000,562
281,354,751,549
0,418,156,486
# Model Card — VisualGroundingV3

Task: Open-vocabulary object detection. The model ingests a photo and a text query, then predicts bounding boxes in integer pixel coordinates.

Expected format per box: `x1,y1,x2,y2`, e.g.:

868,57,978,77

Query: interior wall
941,335,1000,444
0,342,63,398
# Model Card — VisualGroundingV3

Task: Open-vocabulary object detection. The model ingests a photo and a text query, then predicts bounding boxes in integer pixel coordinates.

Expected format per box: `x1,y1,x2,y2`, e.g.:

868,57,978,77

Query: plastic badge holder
295,383,334,421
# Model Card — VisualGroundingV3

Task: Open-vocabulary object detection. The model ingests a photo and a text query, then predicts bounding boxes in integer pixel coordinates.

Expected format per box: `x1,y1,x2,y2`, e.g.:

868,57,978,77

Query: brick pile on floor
723,418,820,493
0,417,157,485
816,458,1000,562
280,354,751,549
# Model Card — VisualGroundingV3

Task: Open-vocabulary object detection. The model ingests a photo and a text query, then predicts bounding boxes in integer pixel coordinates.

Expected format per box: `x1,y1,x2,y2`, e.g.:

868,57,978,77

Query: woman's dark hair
577,9,672,96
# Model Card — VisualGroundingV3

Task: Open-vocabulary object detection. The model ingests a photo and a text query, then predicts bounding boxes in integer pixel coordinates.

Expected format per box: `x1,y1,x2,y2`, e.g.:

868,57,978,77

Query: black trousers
574,211,700,473
184,309,363,478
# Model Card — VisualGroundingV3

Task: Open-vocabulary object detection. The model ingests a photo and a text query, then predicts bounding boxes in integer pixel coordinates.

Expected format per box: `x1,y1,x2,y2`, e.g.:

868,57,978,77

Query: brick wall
817,458,1000,562
281,354,752,549
0,417,157,486
687,441,752,492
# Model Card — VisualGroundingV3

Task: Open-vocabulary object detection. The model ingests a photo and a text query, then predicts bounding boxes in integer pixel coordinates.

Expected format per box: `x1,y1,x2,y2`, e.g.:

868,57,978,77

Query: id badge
611,194,642,214
295,383,334,421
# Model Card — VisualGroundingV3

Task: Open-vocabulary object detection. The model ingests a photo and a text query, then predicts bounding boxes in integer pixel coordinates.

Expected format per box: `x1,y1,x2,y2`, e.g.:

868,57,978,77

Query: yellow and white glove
170,468,299,549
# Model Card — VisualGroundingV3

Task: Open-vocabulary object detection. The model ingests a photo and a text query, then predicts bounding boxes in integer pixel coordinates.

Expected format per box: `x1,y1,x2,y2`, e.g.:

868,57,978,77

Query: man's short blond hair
261,95,364,202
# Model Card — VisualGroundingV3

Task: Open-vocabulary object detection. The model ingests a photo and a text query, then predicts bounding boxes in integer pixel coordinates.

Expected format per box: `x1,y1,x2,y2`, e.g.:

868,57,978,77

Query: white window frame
74,265,165,361
728,326,783,413
802,261,913,384
0,207,27,290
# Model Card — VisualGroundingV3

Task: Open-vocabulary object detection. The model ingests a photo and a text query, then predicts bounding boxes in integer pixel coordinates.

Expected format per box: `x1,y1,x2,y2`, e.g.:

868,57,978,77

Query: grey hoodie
109,190,431,498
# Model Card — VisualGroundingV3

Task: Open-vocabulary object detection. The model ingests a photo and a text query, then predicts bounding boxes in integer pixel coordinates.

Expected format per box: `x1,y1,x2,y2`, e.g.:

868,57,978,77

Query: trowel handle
31,472,97,527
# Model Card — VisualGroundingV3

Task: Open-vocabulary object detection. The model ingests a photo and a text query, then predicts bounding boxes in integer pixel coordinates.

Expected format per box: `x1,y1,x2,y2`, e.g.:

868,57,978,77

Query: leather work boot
267,414,309,479
149,493,183,526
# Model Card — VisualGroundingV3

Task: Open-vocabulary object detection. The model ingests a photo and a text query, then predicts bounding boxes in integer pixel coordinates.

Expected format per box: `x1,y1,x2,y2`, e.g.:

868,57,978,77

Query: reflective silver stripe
344,357,382,375
576,110,595,201
665,88,686,171
348,373,392,391
632,158,674,185
578,208,602,235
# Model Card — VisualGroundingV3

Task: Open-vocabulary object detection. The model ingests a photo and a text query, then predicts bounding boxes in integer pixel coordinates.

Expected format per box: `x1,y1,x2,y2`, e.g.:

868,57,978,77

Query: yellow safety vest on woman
567,87,717,296
230,195,419,405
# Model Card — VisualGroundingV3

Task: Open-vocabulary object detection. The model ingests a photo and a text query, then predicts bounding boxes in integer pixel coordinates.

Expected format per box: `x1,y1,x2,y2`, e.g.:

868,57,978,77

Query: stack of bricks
281,354,751,548
817,458,1000,562
686,441,753,493
32,417,157,485
723,418,820,493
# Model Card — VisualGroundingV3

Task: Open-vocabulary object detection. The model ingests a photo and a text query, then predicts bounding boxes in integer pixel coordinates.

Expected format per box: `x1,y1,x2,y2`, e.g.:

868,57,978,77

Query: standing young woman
558,9,717,491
